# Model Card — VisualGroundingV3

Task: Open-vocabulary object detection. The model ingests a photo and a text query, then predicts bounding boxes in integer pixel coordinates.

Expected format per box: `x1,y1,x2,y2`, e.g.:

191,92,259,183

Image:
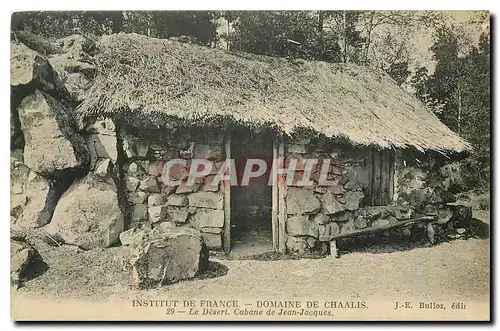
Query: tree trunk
111,11,123,34
364,11,375,64
457,79,462,134
343,11,347,63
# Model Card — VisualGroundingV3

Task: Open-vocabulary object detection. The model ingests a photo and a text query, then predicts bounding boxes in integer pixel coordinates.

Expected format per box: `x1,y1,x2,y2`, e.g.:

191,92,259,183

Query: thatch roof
76,33,471,153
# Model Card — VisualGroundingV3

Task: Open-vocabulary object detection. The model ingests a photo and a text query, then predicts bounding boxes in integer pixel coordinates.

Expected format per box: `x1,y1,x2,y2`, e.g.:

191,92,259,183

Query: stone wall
283,137,371,253
282,139,456,254
116,122,227,250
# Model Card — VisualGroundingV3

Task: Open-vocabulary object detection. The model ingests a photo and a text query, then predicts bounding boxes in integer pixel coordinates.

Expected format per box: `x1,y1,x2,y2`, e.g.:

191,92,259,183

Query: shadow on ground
197,261,229,280
216,218,490,261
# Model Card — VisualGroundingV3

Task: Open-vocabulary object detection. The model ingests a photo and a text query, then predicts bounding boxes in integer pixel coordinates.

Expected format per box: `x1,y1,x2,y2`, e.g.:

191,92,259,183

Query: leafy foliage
411,27,490,185
11,11,220,46
227,11,342,62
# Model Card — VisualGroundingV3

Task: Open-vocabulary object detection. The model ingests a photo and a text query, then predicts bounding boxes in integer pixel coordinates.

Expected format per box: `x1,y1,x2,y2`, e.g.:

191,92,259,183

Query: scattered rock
131,227,208,287
48,34,97,101
128,162,139,174
449,204,473,227
326,183,345,194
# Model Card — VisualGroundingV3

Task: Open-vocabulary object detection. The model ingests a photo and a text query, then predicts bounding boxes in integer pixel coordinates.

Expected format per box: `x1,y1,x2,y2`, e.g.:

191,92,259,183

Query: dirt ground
13,235,489,304
12,191,490,320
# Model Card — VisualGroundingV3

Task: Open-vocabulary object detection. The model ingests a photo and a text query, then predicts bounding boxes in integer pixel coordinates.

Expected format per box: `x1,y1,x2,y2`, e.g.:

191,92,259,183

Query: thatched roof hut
77,33,470,154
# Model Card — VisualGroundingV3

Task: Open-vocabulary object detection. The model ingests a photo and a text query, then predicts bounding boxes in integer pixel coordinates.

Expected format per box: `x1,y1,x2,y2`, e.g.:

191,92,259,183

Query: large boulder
11,162,58,228
11,238,48,288
45,173,124,250
131,227,208,287
17,90,89,175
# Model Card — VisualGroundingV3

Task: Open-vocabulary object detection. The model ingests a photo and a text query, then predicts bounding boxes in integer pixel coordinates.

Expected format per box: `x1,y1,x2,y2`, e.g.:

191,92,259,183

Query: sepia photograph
9,9,491,321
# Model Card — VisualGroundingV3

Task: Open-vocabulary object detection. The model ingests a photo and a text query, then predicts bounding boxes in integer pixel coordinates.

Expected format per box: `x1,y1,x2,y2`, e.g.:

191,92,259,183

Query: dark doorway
230,128,274,256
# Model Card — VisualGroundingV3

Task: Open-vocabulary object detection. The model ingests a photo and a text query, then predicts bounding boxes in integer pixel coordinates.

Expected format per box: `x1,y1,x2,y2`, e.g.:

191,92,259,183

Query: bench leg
426,223,436,244
330,240,339,258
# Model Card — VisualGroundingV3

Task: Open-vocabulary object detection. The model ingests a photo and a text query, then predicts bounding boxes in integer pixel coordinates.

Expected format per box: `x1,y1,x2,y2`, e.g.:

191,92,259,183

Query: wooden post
426,222,435,244
366,149,373,206
381,151,390,204
388,150,395,204
277,141,286,253
330,240,338,258
223,135,231,254
271,140,279,250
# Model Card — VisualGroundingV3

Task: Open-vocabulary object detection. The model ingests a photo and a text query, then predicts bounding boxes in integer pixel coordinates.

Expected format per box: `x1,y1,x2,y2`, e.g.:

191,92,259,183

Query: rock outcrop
17,90,89,175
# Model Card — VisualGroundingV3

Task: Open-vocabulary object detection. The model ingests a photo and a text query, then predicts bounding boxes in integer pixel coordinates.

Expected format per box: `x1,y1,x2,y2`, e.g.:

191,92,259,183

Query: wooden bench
329,216,437,258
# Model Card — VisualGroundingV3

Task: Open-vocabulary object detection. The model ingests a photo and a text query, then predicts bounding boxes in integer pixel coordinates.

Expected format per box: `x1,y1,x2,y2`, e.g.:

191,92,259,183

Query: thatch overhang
76,33,471,154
